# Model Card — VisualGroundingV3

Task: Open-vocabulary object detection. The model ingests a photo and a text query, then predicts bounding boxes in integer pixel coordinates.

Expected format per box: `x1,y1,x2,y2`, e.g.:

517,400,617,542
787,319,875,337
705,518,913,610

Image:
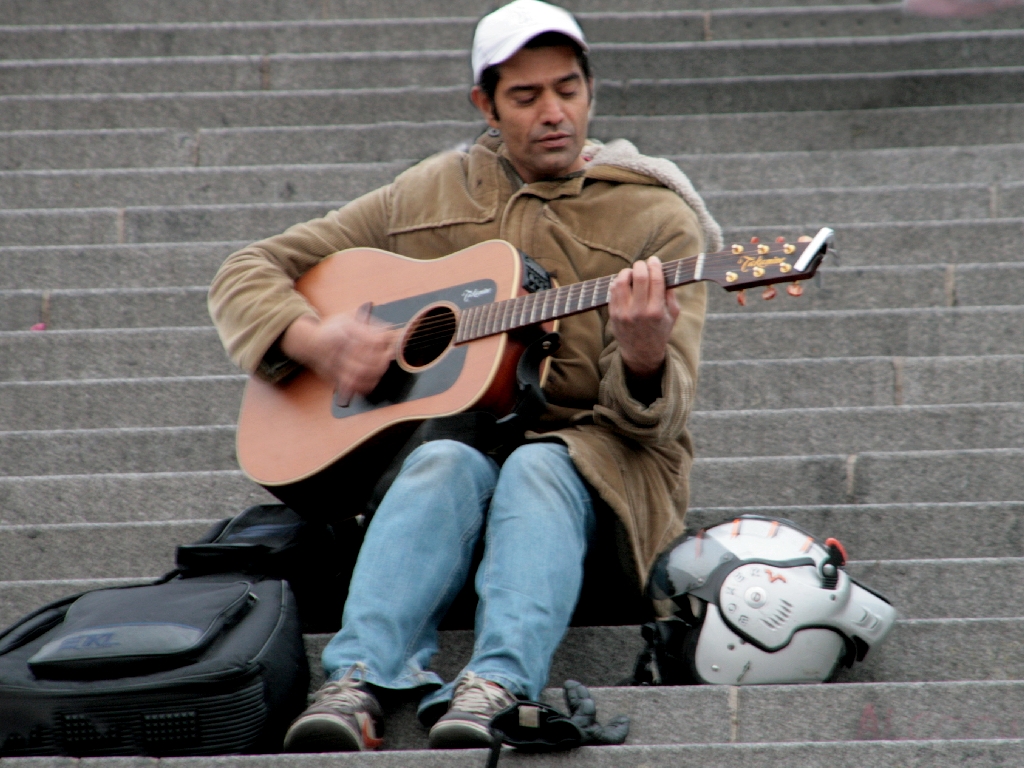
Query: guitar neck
454,255,697,344
453,228,833,345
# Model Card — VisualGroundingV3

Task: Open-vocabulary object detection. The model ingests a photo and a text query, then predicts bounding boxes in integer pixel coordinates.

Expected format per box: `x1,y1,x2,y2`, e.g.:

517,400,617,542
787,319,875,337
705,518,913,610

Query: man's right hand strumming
280,312,396,398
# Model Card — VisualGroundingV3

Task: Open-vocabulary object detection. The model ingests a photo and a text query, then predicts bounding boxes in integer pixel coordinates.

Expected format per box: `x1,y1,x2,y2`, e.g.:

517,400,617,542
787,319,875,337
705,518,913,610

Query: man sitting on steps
208,0,721,751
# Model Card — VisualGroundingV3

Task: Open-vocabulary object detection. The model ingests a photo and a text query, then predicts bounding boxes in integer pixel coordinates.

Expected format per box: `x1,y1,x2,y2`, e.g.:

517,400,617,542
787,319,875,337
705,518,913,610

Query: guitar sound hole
401,304,458,370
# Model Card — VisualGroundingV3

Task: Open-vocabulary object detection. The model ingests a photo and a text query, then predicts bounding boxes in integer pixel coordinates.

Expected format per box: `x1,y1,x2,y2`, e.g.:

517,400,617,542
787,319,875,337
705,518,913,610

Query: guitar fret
477,302,490,339
512,295,524,330
690,255,703,283
529,292,541,325
489,301,501,335
539,290,552,324
471,303,483,340
498,299,510,335
459,306,473,343
469,304,483,341
481,300,496,337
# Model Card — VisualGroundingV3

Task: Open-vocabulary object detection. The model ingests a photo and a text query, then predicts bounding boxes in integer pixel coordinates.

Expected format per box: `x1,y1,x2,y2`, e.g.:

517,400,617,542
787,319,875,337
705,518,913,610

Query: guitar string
401,262,687,348
341,250,784,349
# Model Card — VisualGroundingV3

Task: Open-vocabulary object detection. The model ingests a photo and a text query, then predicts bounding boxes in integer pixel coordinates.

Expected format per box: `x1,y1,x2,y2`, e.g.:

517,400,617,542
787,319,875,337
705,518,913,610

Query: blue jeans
321,439,596,717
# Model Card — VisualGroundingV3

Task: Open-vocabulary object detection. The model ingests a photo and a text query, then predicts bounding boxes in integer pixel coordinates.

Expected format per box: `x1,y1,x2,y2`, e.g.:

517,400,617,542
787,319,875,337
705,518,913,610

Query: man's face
471,45,592,184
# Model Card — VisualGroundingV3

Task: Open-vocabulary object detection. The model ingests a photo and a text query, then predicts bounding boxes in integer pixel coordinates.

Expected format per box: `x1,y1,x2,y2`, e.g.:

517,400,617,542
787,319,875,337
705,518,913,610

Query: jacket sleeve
591,203,707,446
207,185,392,381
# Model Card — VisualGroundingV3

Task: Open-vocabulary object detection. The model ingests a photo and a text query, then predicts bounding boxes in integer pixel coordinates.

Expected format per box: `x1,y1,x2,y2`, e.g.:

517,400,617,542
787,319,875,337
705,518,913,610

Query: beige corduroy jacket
209,135,716,588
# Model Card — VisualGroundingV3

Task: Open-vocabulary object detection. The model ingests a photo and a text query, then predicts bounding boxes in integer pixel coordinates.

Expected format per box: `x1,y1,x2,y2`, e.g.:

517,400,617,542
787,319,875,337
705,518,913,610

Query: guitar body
233,227,836,516
236,240,535,513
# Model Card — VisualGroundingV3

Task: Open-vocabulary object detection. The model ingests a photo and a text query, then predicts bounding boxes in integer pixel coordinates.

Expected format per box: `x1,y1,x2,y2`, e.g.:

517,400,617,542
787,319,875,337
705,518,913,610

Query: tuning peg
797,235,813,243
750,236,760,244
762,285,777,301
786,282,804,297
736,290,747,306
776,236,786,244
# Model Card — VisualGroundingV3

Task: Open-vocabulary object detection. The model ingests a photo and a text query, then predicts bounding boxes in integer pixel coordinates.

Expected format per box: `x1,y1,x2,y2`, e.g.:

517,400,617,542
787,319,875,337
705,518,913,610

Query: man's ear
470,85,500,128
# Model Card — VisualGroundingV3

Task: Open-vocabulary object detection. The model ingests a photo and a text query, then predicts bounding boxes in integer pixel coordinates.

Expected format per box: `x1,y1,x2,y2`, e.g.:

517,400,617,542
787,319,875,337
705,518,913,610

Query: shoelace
314,662,372,708
452,672,514,715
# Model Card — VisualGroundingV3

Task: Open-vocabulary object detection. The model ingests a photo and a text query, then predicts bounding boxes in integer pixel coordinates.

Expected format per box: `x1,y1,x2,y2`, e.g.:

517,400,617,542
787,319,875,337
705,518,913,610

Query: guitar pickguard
331,279,498,419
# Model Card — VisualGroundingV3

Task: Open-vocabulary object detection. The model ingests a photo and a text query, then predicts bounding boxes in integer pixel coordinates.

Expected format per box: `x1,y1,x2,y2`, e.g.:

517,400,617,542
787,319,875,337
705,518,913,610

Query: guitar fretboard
454,254,700,344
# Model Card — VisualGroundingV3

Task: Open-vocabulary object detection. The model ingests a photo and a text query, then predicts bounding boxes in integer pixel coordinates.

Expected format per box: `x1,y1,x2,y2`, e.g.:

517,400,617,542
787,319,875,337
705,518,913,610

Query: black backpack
0,571,309,757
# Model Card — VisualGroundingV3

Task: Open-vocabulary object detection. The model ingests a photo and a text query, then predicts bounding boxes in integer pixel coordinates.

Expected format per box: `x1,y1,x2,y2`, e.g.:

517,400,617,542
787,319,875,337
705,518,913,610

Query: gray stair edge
3,740,1024,767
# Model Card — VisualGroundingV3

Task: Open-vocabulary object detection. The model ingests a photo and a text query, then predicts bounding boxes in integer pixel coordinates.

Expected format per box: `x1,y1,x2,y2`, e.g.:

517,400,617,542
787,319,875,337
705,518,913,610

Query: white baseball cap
471,0,588,84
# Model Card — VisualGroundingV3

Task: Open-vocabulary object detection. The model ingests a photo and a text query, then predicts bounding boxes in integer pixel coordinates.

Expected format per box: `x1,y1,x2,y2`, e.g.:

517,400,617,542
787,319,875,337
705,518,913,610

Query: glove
485,680,630,767
564,679,630,745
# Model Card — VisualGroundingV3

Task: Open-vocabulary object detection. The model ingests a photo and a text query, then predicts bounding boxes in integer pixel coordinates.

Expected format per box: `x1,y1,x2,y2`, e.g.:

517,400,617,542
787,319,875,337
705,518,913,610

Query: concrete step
8,740,1021,767
0,511,1012,616
0,128,201,171
0,376,245,431
844,558,1024,620
4,182,1023,247
697,355,1024,410
690,402,1024,458
0,162,410,211
0,425,239,476
0,201,338,248
709,181,1024,227
676,143,1024,191
0,218,1018,295
0,520,207,581
5,145,1024,211
708,262,1024,315
5,34,1024,96
11,103,1024,173
4,260,1022,331
727,218,1024,268
5,352,1024,433
687,501,1024,560
0,86,476,133
0,327,236,381
0,496,1019,576
599,104,1024,154
0,286,209,331
702,306,1024,361
0,470,272,526
0,447,1022,519
5,66,1024,133
0,241,244,290
6,9,1024,61
7,305,1024,382
0,0,999,26
4,401,1022,475
0,415,1019,505
690,448,1024,507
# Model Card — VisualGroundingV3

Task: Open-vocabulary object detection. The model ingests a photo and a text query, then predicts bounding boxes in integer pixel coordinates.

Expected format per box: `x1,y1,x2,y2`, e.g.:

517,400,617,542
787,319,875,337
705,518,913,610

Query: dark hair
479,31,593,120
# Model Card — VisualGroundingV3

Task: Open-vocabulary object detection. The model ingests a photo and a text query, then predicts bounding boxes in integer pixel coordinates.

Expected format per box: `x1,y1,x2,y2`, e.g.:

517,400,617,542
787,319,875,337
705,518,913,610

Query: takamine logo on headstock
705,227,834,306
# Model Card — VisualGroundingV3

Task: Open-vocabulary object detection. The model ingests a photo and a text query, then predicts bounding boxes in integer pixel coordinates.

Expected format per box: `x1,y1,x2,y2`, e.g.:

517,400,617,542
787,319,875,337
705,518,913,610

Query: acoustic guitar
237,228,834,511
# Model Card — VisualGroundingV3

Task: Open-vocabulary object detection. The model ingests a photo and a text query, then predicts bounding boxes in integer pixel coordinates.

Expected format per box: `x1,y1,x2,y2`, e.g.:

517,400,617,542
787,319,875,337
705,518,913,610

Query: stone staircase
3,0,1024,764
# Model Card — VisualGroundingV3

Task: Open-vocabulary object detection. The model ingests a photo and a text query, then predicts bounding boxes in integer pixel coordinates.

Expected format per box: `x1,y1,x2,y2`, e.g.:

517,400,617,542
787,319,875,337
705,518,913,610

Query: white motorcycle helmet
643,515,897,685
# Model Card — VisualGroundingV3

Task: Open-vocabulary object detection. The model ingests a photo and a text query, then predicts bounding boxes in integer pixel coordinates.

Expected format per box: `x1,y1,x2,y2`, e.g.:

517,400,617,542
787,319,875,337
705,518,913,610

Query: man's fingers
631,258,651,306
647,256,666,297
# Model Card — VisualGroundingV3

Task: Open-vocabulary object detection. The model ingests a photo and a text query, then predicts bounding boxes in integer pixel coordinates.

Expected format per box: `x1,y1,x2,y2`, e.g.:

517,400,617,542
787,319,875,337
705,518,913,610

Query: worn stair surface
2,0,1023,765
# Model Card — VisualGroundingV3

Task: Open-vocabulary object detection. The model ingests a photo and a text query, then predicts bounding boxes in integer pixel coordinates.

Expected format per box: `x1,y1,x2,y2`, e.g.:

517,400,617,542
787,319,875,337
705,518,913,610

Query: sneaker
283,663,384,752
427,672,517,749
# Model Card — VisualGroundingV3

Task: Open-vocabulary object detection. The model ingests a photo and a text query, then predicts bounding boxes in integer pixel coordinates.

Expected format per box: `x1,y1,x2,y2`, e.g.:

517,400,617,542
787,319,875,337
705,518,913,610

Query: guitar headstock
700,228,834,300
